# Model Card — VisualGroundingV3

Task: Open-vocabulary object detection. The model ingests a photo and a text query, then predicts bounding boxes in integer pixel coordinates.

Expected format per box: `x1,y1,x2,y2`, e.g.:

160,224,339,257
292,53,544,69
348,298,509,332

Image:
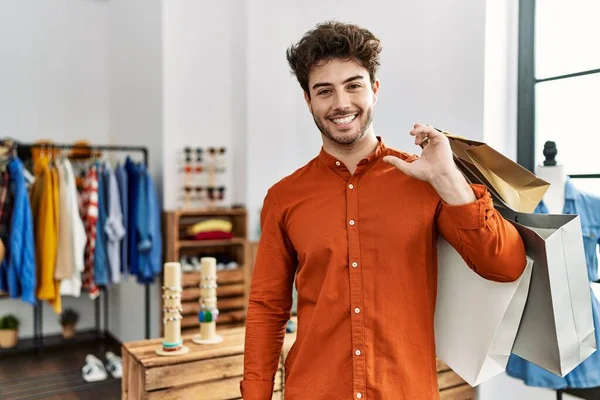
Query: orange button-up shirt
241,137,526,400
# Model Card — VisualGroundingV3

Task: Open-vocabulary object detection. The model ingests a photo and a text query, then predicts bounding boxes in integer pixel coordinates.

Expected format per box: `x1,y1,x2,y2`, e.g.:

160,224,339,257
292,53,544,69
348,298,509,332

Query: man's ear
304,91,312,113
372,79,380,105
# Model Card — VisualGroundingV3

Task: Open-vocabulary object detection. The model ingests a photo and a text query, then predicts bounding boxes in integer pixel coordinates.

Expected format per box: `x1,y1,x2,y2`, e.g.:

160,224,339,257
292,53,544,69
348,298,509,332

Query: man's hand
383,123,476,205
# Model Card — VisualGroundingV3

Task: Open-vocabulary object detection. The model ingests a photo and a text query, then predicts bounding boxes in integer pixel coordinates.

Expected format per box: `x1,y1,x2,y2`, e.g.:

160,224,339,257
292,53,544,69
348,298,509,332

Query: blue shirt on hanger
94,162,109,287
125,157,139,277
134,164,162,283
115,163,128,277
506,177,600,389
0,157,36,304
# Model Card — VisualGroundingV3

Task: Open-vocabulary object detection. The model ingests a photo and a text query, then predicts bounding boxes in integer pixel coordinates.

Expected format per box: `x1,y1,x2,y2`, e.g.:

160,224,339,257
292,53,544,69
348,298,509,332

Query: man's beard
313,107,374,146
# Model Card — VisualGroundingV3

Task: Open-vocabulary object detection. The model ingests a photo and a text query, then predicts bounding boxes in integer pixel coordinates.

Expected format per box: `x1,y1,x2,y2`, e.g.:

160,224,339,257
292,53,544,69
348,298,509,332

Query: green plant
0,314,20,330
60,308,79,326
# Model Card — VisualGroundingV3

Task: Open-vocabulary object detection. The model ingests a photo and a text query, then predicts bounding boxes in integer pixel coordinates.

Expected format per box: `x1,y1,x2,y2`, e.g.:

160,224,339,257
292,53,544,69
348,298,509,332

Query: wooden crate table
122,323,473,399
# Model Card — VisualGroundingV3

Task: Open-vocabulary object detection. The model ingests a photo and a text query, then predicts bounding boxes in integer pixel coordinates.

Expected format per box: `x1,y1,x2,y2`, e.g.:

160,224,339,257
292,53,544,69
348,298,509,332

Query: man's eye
318,89,331,95
348,84,361,89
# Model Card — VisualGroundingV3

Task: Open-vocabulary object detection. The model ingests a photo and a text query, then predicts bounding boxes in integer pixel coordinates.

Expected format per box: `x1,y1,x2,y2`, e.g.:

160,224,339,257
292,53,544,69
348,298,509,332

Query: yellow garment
186,219,232,236
31,158,61,313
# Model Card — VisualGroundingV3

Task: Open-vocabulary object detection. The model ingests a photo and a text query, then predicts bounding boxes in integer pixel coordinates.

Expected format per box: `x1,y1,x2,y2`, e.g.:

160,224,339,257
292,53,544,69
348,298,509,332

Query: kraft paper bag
498,206,597,376
443,134,550,213
435,238,533,386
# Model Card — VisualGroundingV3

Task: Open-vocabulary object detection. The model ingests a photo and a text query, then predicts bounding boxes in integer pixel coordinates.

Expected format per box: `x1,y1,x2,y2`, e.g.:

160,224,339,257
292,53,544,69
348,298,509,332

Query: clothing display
0,149,162,312
506,177,600,389
0,158,36,304
241,137,527,400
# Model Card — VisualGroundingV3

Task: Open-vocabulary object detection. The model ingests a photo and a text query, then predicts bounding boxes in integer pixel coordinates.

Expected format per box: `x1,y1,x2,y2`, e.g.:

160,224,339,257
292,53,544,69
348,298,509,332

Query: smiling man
240,21,527,400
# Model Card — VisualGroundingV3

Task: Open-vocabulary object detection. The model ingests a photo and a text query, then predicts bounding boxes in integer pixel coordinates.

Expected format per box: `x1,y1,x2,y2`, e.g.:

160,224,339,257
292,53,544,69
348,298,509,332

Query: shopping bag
441,132,550,213
434,238,533,386
498,206,597,376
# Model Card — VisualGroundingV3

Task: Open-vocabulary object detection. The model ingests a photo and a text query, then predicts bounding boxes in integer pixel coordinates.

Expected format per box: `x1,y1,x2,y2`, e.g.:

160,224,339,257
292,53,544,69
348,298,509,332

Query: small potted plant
60,308,80,339
0,314,20,348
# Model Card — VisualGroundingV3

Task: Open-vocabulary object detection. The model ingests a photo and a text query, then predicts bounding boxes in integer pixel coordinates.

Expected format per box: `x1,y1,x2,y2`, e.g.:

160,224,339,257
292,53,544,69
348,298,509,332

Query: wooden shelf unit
163,208,251,336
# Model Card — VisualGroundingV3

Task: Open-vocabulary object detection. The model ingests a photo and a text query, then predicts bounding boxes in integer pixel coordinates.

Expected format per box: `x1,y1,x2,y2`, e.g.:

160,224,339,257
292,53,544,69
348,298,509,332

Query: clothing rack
12,142,152,352
555,174,600,399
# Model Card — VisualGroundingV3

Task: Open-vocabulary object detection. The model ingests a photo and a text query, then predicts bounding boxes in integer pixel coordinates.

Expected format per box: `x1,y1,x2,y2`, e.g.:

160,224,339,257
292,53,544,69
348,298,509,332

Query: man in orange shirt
241,21,526,400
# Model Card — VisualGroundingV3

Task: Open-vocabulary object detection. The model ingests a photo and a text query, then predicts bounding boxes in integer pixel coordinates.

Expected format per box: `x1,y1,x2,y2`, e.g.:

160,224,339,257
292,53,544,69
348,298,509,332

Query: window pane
535,1,600,79
535,73,600,174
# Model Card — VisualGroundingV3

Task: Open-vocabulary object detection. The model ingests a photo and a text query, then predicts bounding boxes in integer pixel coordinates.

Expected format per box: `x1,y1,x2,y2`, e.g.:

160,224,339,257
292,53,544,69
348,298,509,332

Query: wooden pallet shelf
163,208,251,334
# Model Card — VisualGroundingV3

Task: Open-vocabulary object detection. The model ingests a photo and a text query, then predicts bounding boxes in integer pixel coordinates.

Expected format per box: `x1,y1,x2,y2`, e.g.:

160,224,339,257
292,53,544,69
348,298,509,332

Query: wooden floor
0,338,121,400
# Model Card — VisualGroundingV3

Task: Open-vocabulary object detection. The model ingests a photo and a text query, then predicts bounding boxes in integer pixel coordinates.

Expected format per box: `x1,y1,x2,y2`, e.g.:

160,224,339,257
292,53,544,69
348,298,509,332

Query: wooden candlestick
156,262,189,356
192,257,223,344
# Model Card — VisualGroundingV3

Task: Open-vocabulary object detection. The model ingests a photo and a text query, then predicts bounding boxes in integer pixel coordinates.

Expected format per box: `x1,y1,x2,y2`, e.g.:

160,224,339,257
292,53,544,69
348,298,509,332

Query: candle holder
192,257,224,344
156,262,190,356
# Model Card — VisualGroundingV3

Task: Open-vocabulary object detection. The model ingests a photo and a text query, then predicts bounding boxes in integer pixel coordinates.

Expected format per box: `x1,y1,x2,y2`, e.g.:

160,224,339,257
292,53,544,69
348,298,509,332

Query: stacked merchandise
185,218,233,241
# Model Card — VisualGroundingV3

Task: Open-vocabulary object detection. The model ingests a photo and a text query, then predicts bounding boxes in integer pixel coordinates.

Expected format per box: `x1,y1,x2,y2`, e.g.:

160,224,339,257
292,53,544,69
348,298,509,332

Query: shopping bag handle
420,127,466,148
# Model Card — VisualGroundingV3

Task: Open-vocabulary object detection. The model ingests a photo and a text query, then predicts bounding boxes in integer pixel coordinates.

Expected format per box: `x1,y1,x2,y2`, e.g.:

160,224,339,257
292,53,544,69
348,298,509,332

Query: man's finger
383,156,410,174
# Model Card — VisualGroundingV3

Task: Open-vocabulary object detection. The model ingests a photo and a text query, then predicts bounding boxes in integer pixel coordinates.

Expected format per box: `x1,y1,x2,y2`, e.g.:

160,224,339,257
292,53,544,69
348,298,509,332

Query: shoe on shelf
105,351,123,379
190,256,201,271
226,261,238,270
180,256,193,272
82,354,108,382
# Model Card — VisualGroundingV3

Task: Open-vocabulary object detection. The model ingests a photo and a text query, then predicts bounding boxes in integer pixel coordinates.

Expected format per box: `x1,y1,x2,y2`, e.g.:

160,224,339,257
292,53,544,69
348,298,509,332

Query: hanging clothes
506,178,600,389
0,170,12,249
103,161,125,284
93,162,109,287
54,160,74,281
125,157,139,278
115,162,128,277
0,157,36,304
125,158,162,283
81,164,100,299
59,158,87,297
30,157,61,313
141,165,162,283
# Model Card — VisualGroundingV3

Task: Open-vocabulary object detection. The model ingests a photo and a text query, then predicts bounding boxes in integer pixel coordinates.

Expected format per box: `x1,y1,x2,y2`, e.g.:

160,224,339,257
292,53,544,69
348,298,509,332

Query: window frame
517,0,600,172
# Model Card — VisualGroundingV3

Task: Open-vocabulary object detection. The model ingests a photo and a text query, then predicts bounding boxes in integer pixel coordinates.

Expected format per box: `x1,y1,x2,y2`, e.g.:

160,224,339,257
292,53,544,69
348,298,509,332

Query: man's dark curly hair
286,21,382,96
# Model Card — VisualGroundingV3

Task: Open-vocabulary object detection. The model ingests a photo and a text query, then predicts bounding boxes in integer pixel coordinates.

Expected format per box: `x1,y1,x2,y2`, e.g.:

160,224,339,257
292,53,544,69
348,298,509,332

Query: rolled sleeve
239,379,275,399
437,183,526,282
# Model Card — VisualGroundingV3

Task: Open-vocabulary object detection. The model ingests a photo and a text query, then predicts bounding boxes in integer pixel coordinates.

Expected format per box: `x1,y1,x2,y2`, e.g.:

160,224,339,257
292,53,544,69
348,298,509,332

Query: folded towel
186,219,232,236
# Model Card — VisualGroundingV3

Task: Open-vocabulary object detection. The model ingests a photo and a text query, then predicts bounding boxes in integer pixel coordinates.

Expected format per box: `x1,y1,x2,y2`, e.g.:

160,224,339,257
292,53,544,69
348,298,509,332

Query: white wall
0,0,110,338
162,0,243,211
108,0,163,343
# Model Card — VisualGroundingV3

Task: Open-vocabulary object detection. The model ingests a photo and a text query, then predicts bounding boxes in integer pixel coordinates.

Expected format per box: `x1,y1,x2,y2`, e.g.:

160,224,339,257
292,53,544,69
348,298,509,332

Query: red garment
81,165,100,299
192,231,233,240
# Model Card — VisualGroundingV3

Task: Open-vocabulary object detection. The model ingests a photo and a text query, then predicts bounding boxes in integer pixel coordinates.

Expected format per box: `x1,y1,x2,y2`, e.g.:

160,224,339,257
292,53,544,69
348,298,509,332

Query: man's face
305,59,379,146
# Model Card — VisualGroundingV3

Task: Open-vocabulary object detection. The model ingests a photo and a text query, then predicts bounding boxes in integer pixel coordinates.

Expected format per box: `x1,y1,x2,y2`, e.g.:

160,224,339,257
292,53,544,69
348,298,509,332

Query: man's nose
332,91,351,111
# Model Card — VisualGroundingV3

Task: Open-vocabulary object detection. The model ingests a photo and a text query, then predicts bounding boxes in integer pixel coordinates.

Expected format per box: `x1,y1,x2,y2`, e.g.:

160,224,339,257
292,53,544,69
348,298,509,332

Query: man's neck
322,131,379,175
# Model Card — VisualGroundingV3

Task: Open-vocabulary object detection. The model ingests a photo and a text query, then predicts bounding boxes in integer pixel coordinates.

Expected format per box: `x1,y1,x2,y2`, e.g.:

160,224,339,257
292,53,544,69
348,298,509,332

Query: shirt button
348,184,354,189
354,307,360,314
352,262,358,268
335,161,341,166
349,220,355,225
355,349,361,356
357,394,363,399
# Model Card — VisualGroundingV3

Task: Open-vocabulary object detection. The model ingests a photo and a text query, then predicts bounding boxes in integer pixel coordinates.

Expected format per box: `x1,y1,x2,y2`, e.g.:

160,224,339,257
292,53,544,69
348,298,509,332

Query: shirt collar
318,136,387,176
564,176,577,201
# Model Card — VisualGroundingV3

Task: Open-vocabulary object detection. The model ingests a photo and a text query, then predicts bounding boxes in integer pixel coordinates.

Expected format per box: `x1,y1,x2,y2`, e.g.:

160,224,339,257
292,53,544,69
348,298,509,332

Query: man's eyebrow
311,75,365,90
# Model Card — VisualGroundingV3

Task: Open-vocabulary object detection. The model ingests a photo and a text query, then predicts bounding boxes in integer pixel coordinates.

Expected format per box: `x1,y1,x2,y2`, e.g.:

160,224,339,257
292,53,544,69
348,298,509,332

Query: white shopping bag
498,208,597,377
434,237,533,386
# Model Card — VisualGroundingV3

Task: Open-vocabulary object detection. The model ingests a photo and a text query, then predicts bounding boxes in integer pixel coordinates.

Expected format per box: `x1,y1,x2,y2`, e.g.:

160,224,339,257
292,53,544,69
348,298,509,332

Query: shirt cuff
239,379,274,399
440,184,492,230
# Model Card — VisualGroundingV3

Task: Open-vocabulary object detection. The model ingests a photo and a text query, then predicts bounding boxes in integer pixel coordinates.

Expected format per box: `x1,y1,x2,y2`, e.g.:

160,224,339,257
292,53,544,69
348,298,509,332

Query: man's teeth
332,114,357,125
